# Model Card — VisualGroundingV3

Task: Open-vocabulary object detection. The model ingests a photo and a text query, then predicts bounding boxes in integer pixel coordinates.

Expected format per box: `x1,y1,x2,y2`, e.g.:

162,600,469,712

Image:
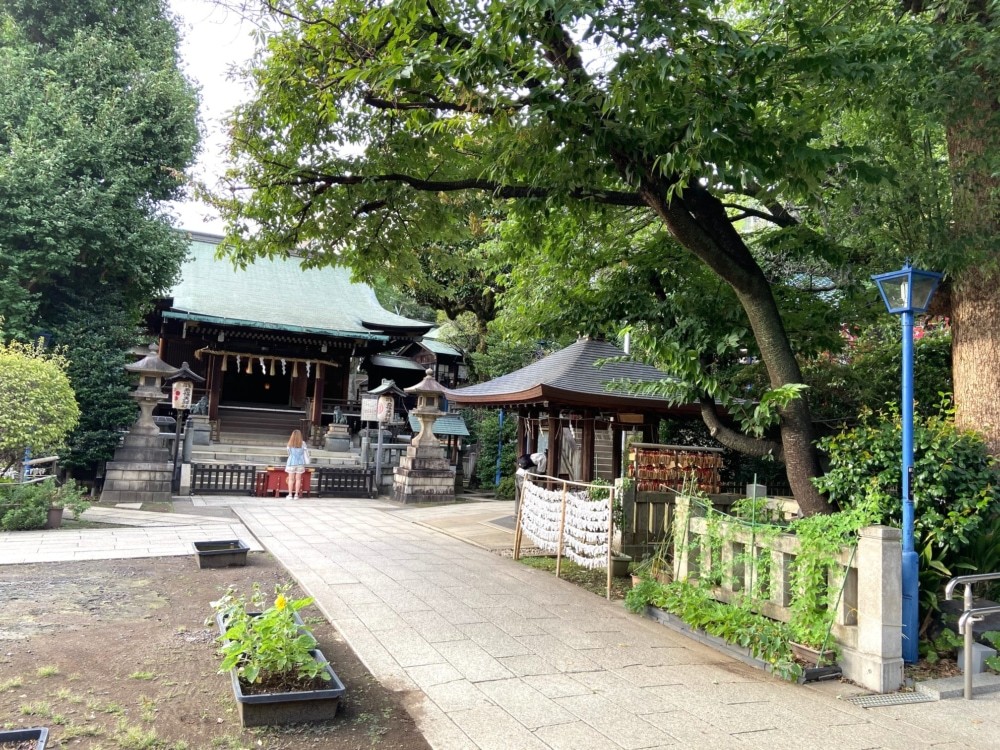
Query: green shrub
814,400,1000,621
464,408,516,489
814,400,999,559
0,479,90,531
495,476,516,499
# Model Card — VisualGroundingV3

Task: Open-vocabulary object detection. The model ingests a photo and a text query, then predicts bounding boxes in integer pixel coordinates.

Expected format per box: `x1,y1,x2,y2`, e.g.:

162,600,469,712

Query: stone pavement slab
232,498,1000,750
0,507,262,564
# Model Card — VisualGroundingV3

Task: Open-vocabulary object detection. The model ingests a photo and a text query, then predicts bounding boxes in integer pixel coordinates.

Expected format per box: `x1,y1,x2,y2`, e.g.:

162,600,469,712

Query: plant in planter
784,500,878,665
0,479,89,531
211,583,345,727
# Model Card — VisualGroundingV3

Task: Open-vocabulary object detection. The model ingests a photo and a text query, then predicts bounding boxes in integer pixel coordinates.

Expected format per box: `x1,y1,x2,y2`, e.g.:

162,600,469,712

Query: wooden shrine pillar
527,406,540,453
208,353,223,421
516,407,526,456
581,411,595,482
611,422,623,481
547,407,561,482
310,363,325,438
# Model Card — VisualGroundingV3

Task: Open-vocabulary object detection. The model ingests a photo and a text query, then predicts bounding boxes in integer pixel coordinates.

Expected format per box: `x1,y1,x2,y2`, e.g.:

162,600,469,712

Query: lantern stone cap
125,344,180,376
166,361,205,384
405,369,449,395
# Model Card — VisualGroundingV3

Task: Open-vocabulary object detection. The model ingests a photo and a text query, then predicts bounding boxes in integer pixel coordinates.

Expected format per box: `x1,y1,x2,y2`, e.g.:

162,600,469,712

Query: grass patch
0,676,23,692
129,670,156,681
20,700,53,718
37,664,60,677
139,694,158,722
61,722,104,739
53,687,85,703
115,718,161,750
517,554,632,599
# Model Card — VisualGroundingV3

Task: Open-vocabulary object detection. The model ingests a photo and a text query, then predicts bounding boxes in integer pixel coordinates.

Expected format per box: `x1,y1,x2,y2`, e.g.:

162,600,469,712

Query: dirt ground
0,553,431,750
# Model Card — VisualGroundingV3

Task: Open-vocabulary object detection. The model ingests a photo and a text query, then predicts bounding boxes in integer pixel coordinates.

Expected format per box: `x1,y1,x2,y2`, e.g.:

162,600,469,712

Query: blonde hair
287,429,304,448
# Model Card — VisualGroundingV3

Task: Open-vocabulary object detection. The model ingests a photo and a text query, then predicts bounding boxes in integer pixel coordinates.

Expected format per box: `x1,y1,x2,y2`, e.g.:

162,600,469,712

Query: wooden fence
190,464,258,495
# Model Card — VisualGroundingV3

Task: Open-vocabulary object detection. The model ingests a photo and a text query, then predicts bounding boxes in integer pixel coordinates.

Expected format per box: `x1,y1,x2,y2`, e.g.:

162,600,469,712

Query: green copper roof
408,412,470,437
166,235,431,339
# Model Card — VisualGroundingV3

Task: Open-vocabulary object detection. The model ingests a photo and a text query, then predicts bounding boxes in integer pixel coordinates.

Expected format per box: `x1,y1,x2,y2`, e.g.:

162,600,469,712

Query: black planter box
0,727,48,749
215,612,345,727
193,540,250,568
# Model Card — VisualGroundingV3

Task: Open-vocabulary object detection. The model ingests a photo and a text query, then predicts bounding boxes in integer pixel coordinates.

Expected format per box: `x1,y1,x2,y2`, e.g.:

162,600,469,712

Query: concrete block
958,642,998,674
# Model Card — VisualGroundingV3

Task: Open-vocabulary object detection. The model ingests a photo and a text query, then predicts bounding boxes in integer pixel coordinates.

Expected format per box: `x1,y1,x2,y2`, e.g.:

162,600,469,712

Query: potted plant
212,583,345,727
0,479,89,531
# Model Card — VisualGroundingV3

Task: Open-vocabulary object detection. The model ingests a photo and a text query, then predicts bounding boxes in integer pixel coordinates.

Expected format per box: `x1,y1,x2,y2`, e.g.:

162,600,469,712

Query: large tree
0,0,199,470
218,0,919,514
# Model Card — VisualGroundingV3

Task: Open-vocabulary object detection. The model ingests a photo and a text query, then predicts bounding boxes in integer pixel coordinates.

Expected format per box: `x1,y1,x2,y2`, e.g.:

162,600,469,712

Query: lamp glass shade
872,265,942,314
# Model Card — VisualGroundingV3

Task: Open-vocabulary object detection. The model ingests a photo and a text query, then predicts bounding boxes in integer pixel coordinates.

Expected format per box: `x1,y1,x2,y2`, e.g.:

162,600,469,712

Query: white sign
171,381,193,410
360,396,379,422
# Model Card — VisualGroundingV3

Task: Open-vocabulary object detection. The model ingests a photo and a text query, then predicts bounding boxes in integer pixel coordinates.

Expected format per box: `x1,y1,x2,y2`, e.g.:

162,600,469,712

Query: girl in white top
285,429,309,498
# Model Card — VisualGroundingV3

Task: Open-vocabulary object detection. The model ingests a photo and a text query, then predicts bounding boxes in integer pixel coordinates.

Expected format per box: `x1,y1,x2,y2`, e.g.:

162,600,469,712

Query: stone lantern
124,344,180,436
100,344,179,505
392,370,456,504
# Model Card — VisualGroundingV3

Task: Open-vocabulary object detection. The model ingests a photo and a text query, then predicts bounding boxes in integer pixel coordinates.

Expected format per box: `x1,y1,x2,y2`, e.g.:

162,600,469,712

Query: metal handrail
944,572,1000,700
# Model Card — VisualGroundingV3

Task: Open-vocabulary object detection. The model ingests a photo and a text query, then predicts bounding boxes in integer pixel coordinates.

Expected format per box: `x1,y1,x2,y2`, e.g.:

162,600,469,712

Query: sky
167,0,257,235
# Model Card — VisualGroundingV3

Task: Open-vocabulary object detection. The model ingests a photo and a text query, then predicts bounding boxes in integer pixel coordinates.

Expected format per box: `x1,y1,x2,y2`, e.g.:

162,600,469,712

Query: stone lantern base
392,444,456,504
100,432,174,504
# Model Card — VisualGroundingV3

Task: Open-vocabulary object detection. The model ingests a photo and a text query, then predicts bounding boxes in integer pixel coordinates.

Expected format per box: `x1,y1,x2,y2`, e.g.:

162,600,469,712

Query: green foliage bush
814,400,1000,619
464,408,516,489
0,336,80,472
0,479,90,531
814,400,999,558
625,578,801,681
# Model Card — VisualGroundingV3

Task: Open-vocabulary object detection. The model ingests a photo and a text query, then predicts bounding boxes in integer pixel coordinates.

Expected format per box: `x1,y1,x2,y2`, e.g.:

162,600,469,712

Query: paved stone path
230,499,1000,750
2,496,998,748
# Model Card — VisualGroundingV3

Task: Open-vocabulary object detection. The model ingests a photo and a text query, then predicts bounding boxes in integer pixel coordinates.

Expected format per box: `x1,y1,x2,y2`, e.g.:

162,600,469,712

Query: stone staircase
190,441,361,469
216,405,304,445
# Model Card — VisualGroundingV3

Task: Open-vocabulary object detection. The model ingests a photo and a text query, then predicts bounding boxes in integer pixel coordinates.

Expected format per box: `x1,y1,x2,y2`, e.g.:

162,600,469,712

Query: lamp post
871,261,943,664
166,362,205,493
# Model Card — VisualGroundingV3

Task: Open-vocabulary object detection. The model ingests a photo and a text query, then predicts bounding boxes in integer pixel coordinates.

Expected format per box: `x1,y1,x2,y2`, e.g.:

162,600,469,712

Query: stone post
842,525,904,693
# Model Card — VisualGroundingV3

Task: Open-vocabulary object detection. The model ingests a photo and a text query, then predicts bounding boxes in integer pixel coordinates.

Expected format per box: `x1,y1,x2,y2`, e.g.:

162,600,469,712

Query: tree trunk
947,71,1000,451
637,181,831,515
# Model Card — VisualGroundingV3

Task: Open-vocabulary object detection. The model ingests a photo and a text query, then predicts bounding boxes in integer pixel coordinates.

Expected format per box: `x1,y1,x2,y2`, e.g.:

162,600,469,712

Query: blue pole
495,409,504,486
900,310,919,663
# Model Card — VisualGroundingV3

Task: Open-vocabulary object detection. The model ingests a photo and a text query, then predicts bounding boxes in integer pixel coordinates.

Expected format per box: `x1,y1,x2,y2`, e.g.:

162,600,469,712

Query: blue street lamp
871,261,943,664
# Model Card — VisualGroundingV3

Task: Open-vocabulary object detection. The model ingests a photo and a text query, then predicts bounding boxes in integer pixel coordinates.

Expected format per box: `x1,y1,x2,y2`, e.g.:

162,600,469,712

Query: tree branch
699,395,785,460
250,170,646,206
722,202,798,228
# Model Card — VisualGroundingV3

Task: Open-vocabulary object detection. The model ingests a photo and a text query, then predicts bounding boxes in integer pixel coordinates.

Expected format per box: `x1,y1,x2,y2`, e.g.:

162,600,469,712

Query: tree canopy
0,0,199,471
213,0,995,513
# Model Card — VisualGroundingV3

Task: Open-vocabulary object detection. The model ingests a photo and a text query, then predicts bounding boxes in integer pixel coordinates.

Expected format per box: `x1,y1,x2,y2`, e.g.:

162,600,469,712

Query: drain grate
843,692,937,708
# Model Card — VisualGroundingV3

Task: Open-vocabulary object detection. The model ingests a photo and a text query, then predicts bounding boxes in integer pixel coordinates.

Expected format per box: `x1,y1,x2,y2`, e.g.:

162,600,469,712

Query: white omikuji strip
520,481,612,569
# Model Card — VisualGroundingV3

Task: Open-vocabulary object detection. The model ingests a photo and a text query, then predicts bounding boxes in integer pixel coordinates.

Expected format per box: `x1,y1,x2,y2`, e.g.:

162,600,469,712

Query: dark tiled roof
447,338,694,413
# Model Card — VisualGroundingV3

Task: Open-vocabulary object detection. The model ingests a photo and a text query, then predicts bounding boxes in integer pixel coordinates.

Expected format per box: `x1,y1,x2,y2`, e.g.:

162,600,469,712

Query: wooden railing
190,464,258,495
